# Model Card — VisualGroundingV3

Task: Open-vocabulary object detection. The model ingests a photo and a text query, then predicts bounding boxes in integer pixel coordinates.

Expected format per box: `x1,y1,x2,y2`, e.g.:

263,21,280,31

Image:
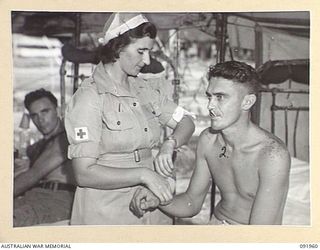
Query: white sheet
282,157,310,225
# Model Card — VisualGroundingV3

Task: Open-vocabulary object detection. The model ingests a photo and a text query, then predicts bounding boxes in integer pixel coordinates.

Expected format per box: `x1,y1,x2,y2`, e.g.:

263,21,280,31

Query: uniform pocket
102,111,134,131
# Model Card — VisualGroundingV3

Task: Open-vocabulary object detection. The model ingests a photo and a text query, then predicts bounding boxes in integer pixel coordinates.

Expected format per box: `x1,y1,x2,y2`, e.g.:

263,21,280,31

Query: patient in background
14,88,76,227
130,61,291,225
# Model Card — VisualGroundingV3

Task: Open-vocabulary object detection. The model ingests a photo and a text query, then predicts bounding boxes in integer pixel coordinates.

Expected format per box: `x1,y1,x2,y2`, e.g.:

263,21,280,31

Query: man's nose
142,52,150,65
207,98,216,110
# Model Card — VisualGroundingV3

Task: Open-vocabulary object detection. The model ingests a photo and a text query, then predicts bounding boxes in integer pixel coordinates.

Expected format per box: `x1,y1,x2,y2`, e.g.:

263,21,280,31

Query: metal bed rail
260,87,309,157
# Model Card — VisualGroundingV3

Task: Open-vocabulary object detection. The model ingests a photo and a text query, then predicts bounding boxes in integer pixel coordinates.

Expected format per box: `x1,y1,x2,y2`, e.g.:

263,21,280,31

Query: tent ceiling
234,12,309,26
12,11,309,39
12,12,215,37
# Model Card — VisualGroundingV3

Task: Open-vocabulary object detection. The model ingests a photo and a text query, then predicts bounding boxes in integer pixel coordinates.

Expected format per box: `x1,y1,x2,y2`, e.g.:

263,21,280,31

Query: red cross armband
74,127,89,141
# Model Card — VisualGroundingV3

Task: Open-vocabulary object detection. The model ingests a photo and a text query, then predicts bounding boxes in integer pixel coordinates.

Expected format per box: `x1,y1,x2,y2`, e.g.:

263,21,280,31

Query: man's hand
141,168,173,204
129,187,161,218
154,139,175,178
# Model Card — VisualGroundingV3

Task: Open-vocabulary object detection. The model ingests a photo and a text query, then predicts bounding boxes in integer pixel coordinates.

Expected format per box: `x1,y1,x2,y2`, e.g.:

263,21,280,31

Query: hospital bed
258,60,310,225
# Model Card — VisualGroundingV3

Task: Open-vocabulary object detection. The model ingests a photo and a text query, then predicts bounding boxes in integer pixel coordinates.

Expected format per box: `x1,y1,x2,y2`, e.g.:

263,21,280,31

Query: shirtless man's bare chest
203,129,274,224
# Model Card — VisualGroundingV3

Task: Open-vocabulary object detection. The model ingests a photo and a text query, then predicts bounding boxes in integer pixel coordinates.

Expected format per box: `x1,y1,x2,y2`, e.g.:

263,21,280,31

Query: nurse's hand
155,139,175,178
141,168,173,204
129,187,160,218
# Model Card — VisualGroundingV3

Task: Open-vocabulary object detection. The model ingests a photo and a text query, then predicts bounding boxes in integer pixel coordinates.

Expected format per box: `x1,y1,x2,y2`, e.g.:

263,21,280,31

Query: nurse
64,12,195,225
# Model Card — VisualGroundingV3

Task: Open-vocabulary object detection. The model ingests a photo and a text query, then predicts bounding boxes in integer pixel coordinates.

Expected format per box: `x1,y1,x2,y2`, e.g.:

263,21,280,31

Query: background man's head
24,89,59,136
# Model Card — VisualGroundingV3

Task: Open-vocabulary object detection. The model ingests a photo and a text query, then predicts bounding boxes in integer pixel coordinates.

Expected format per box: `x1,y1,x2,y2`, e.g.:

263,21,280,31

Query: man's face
206,77,247,131
118,36,154,76
28,97,58,136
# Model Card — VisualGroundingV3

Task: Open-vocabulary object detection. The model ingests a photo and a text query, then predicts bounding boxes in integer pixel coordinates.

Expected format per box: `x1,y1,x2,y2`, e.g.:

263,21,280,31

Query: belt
36,181,76,192
133,149,152,162
100,148,152,163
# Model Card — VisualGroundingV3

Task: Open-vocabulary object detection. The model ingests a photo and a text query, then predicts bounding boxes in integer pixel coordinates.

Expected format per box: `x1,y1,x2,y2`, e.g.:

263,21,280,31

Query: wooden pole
210,13,228,220
252,24,263,125
73,13,81,93
215,13,228,63
59,59,66,117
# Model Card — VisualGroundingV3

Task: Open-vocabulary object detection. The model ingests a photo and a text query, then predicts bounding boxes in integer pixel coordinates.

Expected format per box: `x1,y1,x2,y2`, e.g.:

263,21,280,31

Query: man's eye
138,50,143,55
216,95,223,100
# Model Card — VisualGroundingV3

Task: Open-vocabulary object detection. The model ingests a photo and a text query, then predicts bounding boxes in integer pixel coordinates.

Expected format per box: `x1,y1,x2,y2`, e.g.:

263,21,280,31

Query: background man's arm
14,136,68,197
249,147,291,224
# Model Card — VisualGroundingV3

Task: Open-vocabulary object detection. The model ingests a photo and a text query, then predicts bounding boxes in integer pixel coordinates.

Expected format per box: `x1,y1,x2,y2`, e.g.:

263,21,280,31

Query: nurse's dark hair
208,61,261,95
24,88,58,110
98,22,157,64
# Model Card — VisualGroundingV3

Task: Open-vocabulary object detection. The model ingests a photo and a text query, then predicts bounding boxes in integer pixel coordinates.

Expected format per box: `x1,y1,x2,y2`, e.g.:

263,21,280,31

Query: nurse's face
118,36,154,76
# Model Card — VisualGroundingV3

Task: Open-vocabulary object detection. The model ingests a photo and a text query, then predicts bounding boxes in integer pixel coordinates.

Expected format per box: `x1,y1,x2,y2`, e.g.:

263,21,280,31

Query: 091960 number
300,244,318,248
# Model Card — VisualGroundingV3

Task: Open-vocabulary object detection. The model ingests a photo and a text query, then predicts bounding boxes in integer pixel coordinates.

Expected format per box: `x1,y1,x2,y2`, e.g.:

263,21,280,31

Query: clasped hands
130,140,176,218
129,186,162,218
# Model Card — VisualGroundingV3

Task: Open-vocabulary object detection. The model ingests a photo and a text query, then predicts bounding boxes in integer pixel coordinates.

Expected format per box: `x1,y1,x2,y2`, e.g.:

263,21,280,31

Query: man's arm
155,115,195,177
14,136,68,197
166,115,195,147
249,146,291,224
131,129,212,218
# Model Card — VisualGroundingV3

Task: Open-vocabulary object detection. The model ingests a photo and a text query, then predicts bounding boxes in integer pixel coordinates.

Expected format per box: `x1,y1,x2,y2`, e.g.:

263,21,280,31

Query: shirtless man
130,61,291,225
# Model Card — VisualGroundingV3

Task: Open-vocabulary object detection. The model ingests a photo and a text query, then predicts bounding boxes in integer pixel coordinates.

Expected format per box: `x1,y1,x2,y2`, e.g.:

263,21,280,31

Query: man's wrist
139,168,151,186
165,135,178,148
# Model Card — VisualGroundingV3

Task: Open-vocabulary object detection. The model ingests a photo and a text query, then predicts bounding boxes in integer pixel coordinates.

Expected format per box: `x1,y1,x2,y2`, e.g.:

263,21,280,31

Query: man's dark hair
24,88,58,110
208,61,261,95
98,22,157,64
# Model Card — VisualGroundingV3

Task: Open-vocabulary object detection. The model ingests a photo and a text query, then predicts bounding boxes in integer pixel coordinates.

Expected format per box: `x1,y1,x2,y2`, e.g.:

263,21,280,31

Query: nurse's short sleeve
64,86,102,159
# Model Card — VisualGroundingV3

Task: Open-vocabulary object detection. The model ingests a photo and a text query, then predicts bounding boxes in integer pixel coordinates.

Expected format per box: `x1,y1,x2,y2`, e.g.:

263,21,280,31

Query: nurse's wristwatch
165,135,178,149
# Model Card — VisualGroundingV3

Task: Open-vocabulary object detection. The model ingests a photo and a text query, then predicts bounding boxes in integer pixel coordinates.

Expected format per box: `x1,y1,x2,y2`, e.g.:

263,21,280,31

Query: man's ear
241,94,256,110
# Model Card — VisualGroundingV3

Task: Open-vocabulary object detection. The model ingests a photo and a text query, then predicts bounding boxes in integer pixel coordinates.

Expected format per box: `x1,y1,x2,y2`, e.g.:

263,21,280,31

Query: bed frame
260,87,309,157
257,59,309,158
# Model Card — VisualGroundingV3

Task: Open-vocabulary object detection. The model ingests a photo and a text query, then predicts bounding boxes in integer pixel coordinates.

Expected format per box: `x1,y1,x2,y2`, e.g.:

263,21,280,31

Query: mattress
282,157,310,225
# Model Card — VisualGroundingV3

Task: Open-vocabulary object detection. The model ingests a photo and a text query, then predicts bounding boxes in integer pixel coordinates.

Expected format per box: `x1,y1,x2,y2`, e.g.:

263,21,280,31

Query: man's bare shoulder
256,130,291,171
261,132,289,156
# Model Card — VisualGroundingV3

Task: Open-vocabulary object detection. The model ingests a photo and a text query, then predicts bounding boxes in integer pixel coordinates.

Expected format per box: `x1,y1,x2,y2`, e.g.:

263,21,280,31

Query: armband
172,106,196,123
